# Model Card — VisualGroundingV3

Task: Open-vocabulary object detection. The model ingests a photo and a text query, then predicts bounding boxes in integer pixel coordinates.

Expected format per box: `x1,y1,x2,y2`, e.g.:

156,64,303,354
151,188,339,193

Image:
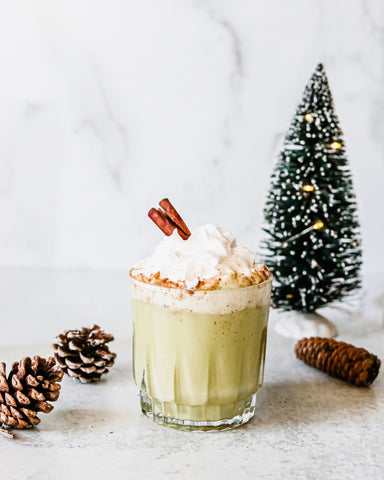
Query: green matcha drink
130,223,272,430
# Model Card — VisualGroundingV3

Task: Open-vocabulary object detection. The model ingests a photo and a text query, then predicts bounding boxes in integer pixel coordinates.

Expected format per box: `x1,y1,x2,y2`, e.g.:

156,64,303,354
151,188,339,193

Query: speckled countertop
1,268,383,480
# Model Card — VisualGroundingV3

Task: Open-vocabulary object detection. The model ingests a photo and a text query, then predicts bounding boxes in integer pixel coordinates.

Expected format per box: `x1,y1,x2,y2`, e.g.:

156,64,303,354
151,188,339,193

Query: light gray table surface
0,268,383,480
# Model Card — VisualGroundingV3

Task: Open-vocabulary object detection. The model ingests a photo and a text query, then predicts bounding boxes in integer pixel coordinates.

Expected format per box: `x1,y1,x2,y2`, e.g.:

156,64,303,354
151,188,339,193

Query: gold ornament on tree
330,141,342,150
280,221,324,248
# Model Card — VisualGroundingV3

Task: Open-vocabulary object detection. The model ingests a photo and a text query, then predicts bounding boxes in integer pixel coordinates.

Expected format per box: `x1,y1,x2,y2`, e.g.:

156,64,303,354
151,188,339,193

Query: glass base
140,390,257,431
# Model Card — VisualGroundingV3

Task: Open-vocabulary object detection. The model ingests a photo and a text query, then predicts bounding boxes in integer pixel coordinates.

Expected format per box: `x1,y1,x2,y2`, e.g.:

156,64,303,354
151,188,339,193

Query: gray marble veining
0,1,382,272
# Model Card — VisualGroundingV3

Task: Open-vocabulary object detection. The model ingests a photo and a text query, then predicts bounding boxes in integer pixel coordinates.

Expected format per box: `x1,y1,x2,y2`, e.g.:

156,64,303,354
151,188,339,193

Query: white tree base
274,311,338,339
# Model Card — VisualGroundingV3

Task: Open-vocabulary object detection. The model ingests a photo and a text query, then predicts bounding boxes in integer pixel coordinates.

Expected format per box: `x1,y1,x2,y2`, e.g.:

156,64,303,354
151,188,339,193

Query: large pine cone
53,325,116,383
0,356,63,434
295,337,381,386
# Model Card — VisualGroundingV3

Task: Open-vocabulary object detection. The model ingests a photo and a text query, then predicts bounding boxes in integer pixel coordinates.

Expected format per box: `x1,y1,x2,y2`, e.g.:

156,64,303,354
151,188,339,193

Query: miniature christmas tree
261,63,362,337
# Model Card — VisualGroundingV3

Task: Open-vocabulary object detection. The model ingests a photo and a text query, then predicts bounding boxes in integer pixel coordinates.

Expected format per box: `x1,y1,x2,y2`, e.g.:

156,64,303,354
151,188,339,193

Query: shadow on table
247,377,379,429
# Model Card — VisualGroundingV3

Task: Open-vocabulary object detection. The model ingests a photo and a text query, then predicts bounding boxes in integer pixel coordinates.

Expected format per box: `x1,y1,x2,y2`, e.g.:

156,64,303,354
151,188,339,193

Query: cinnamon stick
148,208,176,237
148,200,191,240
159,198,191,238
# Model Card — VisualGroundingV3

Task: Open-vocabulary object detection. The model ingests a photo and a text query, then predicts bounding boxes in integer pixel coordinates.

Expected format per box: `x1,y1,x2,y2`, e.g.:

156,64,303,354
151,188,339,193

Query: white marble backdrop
0,0,383,273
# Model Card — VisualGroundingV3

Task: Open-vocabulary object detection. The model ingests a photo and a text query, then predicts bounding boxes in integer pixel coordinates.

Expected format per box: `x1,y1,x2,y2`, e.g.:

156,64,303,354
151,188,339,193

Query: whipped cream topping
131,224,269,290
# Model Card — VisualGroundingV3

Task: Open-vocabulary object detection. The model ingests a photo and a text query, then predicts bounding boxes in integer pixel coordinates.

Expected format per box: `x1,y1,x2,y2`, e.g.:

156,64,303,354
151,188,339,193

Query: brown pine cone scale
53,325,116,383
295,337,381,387
0,356,63,434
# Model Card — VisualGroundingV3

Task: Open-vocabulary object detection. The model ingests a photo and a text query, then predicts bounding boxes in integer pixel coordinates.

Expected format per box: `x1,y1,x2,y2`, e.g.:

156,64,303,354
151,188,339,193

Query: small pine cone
53,325,116,384
295,337,381,387
0,356,63,435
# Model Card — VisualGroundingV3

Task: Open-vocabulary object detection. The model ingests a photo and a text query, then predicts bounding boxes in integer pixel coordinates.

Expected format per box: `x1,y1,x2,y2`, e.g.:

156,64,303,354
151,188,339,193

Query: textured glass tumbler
130,276,272,431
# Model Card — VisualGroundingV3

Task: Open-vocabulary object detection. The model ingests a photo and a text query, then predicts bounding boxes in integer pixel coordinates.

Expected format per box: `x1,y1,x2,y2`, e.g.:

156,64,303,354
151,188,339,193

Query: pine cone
295,337,381,386
0,356,63,436
53,325,116,383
